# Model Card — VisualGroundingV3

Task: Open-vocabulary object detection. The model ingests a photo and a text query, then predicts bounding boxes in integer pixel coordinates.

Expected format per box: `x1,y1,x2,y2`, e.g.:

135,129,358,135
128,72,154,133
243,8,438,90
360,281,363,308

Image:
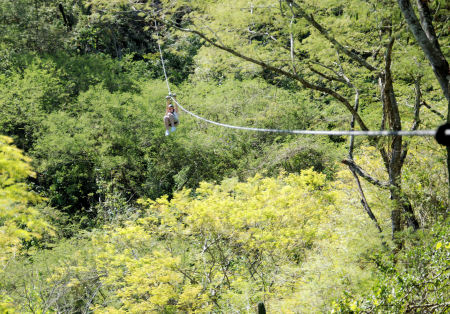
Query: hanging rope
155,21,171,95
155,23,448,139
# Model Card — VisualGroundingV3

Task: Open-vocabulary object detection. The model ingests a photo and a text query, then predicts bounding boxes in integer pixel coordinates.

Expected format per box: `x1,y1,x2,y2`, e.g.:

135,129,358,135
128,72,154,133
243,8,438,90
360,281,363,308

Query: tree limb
309,66,347,84
421,100,445,119
161,19,371,132
416,0,443,53
289,6,297,76
288,0,378,72
351,170,383,232
342,159,390,189
341,56,383,232
397,0,450,104
411,77,422,131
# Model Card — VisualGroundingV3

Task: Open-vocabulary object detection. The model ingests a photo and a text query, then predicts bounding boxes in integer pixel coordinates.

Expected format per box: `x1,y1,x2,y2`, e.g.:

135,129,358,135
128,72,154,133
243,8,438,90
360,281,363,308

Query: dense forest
0,0,449,312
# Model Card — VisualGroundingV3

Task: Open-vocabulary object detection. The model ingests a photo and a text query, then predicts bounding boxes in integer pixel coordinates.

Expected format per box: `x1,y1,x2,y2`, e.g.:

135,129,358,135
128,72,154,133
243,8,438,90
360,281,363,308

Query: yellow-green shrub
90,169,338,312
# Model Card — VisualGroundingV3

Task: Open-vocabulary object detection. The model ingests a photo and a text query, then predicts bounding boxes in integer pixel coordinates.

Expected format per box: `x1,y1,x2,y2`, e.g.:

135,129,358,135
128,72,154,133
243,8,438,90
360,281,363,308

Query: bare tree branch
421,100,445,119
338,48,383,232
309,66,347,84
246,28,277,42
342,159,390,189
401,77,422,165
352,170,383,232
411,77,422,131
288,0,378,72
160,19,371,132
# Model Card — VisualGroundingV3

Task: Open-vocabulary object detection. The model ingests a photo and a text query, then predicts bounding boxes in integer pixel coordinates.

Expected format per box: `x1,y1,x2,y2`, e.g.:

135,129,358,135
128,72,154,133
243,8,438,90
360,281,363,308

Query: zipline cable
155,25,450,140
169,97,438,137
155,21,171,95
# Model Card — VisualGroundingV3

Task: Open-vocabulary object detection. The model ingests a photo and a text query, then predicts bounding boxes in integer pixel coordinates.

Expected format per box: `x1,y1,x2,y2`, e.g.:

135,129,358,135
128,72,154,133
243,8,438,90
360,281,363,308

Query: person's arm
172,93,179,113
165,96,171,114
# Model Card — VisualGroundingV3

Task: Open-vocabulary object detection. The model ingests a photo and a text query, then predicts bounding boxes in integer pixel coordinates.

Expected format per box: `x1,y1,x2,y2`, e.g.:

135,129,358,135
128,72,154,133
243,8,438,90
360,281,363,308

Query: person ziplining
163,93,179,136
155,24,450,145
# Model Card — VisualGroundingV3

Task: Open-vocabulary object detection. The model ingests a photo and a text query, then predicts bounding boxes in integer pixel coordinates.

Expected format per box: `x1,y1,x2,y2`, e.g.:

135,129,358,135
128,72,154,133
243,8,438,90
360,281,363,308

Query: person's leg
167,113,175,127
164,115,171,136
164,113,175,126
171,120,178,132
164,115,171,130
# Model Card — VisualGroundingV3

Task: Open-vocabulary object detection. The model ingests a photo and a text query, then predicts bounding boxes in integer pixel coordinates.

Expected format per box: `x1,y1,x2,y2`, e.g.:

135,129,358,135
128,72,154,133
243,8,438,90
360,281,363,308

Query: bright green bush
0,135,52,269
333,220,449,313
87,169,342,312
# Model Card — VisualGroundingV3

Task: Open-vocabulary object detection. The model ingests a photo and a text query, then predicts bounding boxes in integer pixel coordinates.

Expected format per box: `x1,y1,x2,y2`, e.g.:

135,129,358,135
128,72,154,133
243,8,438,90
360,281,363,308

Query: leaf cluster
333,220,449,313
0,136,52,269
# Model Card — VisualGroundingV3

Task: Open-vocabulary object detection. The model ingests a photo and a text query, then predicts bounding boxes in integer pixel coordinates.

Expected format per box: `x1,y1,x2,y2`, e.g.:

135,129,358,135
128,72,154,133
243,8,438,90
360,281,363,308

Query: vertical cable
154,20,171,95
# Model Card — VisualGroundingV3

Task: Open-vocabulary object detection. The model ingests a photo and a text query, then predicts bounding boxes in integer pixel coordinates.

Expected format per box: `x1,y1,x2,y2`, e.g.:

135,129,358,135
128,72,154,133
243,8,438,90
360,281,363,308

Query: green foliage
0,1,448,312
177,78,343,180
60,169,342,312
22,72,341,222
0,237,100,313
0,294,15,313
0,162,445,312
333,221,450,313
0,135,52,269
50,52,147,95
0,0,75,53
0,168,392,313
402,142,448,223
0,52,150,151
31,83,163,216
0,57,71,150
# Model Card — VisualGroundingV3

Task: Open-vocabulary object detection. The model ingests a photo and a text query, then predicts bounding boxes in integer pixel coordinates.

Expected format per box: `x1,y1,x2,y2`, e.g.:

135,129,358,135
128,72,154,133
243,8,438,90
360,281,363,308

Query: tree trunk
397,0,450,200
381,36,420,241
397,0,449,102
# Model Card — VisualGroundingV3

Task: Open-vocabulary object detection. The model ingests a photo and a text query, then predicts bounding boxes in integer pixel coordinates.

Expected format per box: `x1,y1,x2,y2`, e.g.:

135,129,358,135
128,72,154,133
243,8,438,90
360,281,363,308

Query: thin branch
337,47,382,232
288,0,378,72
400,76,423,164
411,77,422,131
380,76,387,132
309,66,347,84
246,28,278,41
161,19,371,132
175,266,198,284
289,4,297,76
422,100,445,119
202,25,227,47
351,170,383,232
342,159,390,189
407,302,450,311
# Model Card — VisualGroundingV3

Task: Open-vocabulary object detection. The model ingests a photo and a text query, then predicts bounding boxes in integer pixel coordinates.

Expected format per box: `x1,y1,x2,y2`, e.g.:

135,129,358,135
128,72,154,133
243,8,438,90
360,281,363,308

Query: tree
396,0,450,199
132,0,448,242
0,0,75,53
78,170,339,312
40,0,448,242
334,219,450,312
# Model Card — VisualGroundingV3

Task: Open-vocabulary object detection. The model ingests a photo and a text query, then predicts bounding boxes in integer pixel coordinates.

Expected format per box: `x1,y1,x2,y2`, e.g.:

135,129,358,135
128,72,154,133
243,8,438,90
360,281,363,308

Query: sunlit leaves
89,169,338,311
333,220,450,312
0,136,51,268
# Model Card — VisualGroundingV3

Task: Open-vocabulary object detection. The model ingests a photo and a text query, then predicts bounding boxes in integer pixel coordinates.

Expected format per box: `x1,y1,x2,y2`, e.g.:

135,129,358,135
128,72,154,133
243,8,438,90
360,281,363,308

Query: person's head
168,104,174,111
